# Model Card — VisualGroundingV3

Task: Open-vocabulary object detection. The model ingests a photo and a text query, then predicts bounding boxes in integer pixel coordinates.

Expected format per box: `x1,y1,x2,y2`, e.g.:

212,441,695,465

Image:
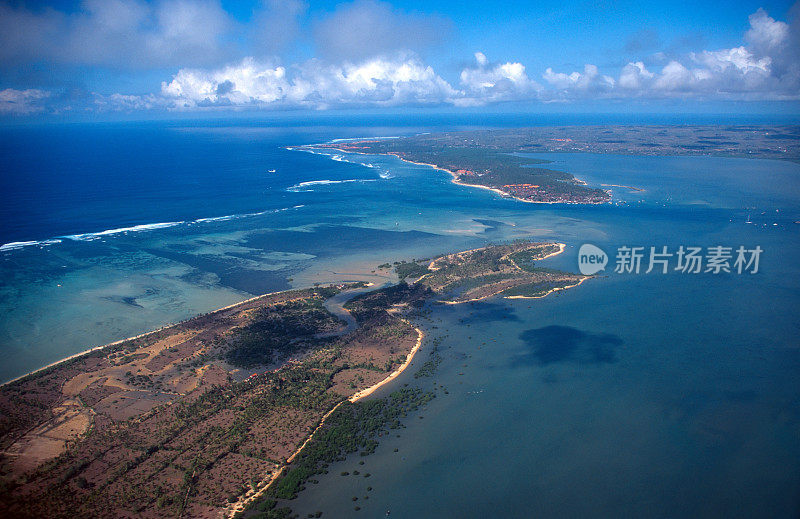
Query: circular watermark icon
578,243,608,275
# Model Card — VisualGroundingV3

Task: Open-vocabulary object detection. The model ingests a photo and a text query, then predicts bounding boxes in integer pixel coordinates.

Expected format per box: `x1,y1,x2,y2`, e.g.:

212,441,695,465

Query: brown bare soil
0,243,583,518
0,284,423,518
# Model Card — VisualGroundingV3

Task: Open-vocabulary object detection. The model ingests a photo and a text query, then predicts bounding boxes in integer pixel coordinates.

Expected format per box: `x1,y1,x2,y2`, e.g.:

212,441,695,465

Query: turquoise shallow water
1,122,799,517
283,153,800,517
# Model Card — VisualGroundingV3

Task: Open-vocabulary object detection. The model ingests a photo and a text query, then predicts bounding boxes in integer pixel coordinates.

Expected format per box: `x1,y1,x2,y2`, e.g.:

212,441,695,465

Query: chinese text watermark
579,244,762,275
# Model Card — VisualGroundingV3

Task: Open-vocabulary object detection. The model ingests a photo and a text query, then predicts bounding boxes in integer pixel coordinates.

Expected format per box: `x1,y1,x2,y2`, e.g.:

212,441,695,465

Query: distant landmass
308,125,800,204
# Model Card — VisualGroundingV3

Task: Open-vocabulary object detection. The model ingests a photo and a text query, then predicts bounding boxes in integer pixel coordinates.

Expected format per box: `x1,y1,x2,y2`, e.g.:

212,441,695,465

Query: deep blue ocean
0,115,798,517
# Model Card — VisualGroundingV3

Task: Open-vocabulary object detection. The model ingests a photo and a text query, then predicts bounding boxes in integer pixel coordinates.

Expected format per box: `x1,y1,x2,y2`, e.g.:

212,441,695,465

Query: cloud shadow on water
515,325,622,366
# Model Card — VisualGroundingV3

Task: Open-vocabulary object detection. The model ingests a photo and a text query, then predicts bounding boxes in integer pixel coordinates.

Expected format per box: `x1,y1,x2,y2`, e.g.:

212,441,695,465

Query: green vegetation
0,245,586,519
414,353,441,379
507,244,560,272
314,135,610,203
394,261,431,280
225,294,344,368
423,248,512,291
344,282,431,321
241,388,435,518
411,241,585,304
501,279,577,297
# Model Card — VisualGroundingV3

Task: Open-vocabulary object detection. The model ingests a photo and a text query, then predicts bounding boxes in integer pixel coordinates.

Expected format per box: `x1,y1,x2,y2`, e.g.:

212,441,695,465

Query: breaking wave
0,206,305,253
0,239,63,252
286,179,374,192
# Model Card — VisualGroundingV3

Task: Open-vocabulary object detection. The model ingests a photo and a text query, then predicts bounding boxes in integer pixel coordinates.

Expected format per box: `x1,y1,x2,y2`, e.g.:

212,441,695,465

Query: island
0,241,586,519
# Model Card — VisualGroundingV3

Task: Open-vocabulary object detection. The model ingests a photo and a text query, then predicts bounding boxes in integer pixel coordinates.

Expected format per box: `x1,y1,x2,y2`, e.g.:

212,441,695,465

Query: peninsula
0,241,586,519
305,125,800,204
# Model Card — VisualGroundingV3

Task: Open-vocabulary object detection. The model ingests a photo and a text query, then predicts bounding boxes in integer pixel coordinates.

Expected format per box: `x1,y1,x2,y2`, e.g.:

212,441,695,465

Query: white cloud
541,7,798,100
157,55,457,110
652,61,704,91
0,89,51,114
543,64,615,95
745,8,790,54
3,5,799,115
619,62,654,90
162,58,290,107
458,53,541,105
692,46,771,73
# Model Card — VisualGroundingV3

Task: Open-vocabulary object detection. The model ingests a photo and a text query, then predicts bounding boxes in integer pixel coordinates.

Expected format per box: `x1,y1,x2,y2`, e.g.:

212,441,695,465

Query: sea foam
65,221,185,241
286,179,373,192
193,205,304,223
0,239,62,252
1,206,306,253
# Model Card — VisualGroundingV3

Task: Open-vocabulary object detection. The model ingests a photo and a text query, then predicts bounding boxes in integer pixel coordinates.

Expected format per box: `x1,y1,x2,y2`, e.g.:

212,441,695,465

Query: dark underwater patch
515,325,622,366
243,225,439,256
460,301,520,323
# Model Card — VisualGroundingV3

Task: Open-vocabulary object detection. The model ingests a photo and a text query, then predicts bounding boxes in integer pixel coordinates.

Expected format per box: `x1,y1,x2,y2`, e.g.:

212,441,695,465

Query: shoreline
347,318,424,402
439,276,588,305
227,241,582,516
4,235,588,517
4,235,568,390
438,242,584,305
306,145,610,205
504,276,591,300
227,322,425,518
0,288,311,388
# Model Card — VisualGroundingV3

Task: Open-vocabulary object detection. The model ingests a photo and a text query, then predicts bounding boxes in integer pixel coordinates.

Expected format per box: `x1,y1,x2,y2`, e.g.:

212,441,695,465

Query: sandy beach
229,241,583,515
0,289,292,388
227,320,425,518
504,276,590,300
317,146,609,205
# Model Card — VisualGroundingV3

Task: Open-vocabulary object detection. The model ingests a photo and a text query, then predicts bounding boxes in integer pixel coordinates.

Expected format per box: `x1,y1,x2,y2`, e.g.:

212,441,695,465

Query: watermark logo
613,245,762,274
578,243,608,275
579,244,762,275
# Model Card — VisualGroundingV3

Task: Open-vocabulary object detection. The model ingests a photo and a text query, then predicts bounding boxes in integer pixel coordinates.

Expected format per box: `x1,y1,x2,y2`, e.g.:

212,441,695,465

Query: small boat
268,169,276,173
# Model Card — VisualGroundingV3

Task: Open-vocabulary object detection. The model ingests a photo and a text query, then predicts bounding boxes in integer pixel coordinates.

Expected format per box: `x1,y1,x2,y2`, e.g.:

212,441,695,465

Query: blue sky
0,0,798,117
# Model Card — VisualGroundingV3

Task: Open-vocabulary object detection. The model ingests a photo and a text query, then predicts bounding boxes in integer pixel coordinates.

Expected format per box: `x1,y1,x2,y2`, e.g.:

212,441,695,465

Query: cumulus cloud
652,61,708,92
313,0,450,61
619,61,654,90
157,54,457,110
154,52,541,111
162,58,289,107
457,52,541,105
543,64,615,94
2,5,799,115
745,8,790,54
542,6,799,100
692,47,771,74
